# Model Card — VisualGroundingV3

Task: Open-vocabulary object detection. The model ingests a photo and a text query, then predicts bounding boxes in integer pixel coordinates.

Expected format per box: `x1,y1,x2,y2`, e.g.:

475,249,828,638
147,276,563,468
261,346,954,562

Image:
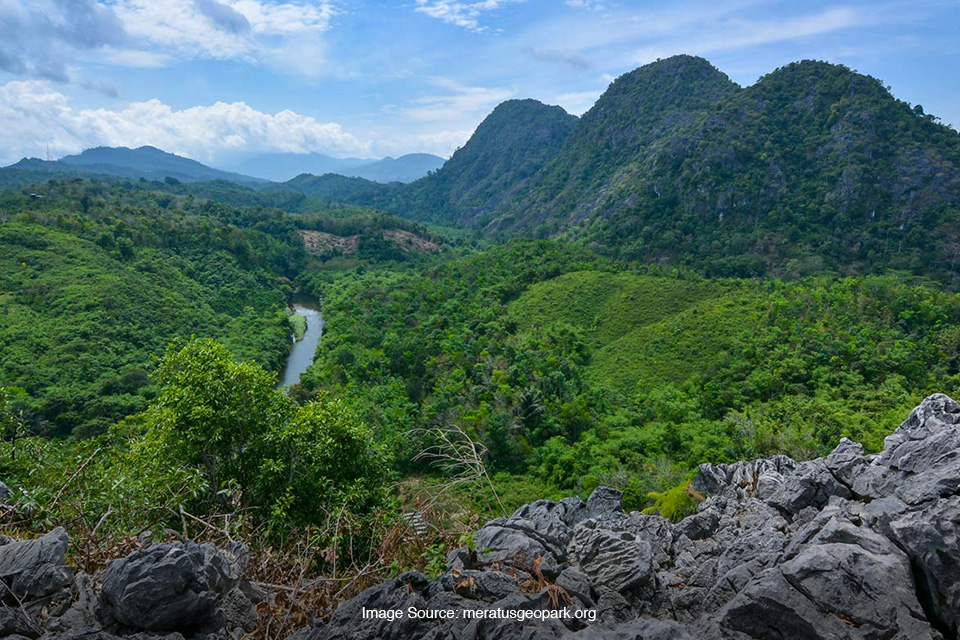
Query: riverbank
279,296,324,388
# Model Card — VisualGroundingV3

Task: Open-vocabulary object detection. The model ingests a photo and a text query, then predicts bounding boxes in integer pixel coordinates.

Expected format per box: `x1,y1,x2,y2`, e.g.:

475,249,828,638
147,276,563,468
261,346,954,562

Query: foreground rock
0,529,257,640
0,527,72,602
97,540,251,633
293,394,960,640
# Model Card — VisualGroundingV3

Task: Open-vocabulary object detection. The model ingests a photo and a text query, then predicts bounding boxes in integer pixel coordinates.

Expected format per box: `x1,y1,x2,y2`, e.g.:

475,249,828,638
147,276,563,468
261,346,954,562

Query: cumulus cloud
413,0,525,33
193,0,252,34
0,80,367,166
0,0,128,81
0,0,337,81
398,77,513,122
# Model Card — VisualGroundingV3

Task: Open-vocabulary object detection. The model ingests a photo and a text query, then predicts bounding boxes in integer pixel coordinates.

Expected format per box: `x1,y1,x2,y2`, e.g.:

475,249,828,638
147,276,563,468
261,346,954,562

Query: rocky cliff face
3,394,958,640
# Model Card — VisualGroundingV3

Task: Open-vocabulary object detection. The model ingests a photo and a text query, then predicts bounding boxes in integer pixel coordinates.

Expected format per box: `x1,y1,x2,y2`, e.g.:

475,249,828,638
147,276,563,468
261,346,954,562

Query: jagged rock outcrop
97,540,250,632
3,394,958,640
0,530,256,640
292,394,960,640
0,527,73,602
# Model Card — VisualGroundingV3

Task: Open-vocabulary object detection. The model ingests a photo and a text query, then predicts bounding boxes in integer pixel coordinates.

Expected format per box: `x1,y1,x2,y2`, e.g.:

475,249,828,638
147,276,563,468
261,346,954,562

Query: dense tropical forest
3,55,960,631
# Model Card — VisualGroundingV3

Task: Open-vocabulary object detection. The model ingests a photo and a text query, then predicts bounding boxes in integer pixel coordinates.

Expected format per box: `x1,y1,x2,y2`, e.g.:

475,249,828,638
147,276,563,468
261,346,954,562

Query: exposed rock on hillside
292,394,960,639
299,229,440,257
97,541,251,632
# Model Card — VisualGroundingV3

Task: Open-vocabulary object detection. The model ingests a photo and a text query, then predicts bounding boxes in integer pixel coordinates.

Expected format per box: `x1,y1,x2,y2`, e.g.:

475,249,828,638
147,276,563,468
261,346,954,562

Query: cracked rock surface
0,532,258,640
3,394,958,640
294,394,960,640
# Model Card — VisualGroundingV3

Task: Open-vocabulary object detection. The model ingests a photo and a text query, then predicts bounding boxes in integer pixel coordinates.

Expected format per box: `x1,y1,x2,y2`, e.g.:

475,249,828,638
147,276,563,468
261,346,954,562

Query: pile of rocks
0,529,258,640
293,393,960,640
2,393,957,640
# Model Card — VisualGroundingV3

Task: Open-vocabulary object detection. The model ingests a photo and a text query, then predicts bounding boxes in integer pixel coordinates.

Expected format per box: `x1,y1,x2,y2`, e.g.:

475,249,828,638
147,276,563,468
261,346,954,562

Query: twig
0,580,43,635
91,508,115,537
48,448,101,509
174,505,236,542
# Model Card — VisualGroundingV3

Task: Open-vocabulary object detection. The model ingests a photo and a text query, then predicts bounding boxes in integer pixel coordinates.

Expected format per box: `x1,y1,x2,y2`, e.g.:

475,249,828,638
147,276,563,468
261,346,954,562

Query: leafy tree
140,338,386,534
251,395,387,530
144,339,291,503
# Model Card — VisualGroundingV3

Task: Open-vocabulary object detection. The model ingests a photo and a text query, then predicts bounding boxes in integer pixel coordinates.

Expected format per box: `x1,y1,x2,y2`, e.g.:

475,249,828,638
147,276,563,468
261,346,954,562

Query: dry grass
0,484,475,640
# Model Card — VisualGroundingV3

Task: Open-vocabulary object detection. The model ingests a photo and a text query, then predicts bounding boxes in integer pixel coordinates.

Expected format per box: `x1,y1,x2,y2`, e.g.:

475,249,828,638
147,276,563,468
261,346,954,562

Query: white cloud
413,0,524,32
372,129,474,158
516,2,868,76
108,0,339,72
0,0,339,80
399,77,513,122
0,0,127,81
553,90,600,116
564,0,604,8
112,0,254,60
0,80,367,166
231,0,335,35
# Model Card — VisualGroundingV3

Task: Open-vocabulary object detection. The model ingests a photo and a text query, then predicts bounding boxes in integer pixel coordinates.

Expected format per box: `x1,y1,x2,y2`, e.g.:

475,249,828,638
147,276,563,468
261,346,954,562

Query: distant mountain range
225,152,445,183
0,146,445,189
1,147,266,188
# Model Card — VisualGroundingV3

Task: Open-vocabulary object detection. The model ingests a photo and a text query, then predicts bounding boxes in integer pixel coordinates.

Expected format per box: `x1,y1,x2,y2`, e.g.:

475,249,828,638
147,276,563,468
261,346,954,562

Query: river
279,295,324,388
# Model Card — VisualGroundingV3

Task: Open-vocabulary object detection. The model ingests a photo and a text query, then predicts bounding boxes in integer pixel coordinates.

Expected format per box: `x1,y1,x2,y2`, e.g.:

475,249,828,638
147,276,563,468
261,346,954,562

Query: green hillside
0,180,309,436
298,243,960,507
294,56,960,283
508,270,733,344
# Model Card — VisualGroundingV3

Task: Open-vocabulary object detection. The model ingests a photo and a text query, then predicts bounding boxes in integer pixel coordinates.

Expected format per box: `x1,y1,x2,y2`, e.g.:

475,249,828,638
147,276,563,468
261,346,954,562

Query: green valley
3,54,960,635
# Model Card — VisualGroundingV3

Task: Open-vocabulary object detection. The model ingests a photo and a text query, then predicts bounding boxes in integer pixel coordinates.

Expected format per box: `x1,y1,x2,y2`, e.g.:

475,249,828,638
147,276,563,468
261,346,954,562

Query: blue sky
0,0,958,167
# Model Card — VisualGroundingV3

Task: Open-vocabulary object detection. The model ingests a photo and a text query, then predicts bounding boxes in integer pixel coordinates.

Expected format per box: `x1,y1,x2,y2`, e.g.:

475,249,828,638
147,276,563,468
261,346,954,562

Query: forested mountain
292,56,960,280
528,58,960,279
279,99,579,224
493,55,738,231
402,99,579,225
59,146,267,185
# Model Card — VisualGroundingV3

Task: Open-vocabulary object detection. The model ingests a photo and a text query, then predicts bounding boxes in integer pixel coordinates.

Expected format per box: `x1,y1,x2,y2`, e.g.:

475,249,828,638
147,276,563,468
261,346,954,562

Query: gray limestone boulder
471,496,593,578
97,541,248,632
0,527,72,602
282,394,960,640
887,496,960,638
570,524,656,594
